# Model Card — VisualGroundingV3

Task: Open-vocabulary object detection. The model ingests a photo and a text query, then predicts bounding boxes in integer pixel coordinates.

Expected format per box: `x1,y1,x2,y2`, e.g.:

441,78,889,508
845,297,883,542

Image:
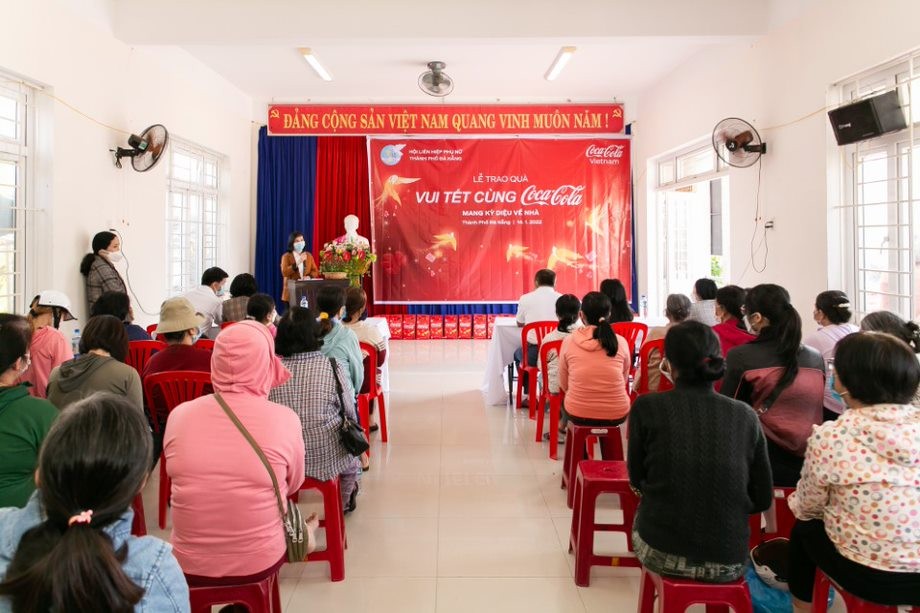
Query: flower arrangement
320,240,377,286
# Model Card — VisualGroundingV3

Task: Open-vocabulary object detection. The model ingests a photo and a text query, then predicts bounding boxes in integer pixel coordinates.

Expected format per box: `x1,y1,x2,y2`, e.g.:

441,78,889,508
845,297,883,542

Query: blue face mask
293,241,306,253
828,370,846,406
216,286,226,297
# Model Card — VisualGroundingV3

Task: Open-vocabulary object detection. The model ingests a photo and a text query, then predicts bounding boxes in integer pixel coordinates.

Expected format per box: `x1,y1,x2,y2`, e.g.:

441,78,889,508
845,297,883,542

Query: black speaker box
828,90,907,146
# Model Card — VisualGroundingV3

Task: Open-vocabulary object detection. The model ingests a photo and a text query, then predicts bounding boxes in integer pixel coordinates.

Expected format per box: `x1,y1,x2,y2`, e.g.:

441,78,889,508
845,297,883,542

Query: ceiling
110,0,815,121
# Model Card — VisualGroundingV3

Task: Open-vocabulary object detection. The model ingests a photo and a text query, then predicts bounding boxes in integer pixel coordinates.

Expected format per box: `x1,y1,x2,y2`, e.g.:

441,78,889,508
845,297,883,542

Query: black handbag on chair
329,358,370,456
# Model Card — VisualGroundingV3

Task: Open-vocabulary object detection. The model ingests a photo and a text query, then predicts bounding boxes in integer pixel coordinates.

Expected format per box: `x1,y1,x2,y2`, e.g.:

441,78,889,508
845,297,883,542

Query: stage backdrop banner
268,104,624,136
369,138,631,304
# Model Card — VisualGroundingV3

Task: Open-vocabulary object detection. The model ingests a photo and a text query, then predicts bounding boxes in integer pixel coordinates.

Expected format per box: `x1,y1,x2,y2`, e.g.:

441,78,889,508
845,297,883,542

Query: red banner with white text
369,138,631,303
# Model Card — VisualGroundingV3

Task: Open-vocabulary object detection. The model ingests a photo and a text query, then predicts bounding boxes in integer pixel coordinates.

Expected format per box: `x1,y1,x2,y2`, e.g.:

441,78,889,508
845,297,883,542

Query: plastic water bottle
300,295,308,309
71,329,81,356
640,295,648,318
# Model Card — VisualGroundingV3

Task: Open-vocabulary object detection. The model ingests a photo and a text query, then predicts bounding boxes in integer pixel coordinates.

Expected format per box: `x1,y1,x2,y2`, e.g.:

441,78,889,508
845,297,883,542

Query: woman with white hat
21,290,76,399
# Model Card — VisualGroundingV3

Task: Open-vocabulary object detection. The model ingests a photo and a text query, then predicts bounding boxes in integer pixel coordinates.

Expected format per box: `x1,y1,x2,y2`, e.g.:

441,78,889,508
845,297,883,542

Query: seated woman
599,278,635,323
21,291,75,399
91,291,151,341
688,278,719,326
788,332,920,610
222,273,258,323
0,393,189,611
165,321,309,583
635,293,691,393
628,321,773,583
246,293,278,338
558,292,631,458
711,285,755,392
269,307,363,513
721,284,825,486
0,315,58,508
803,290,859,421
859,310,920,407
315,286,363,396
46,315,143,413
342,288,386,431
539,294,581,442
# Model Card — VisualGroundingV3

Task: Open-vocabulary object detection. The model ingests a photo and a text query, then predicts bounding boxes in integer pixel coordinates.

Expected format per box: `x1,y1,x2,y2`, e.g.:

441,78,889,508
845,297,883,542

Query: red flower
357,250,366,259
324,252,333,261
343,251,352,262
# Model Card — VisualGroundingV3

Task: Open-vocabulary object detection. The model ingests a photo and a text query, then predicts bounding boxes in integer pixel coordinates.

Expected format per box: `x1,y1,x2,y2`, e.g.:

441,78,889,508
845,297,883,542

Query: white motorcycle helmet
30,290,77,329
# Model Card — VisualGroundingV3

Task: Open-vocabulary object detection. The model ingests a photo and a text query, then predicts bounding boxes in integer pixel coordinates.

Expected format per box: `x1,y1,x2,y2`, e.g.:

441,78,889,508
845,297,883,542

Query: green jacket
0,385,58,508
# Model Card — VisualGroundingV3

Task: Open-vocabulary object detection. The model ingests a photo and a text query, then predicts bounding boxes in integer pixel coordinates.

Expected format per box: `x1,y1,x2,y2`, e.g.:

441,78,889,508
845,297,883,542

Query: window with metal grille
0,74,36,314
166,140,224,295
837,50,919,321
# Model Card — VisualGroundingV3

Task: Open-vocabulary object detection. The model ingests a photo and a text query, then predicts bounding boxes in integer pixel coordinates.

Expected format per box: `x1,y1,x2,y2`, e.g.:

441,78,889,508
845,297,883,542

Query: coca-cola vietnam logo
585,144,625,159
520,185,585,206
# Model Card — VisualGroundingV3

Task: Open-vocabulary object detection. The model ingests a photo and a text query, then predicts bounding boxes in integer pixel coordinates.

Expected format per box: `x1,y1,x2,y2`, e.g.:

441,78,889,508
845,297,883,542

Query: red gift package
458,315,473,338
385,314,403,340
402,315,417,339
444,315,459,339
429,315,444,339
487,315,498,339
473,314,488,339
416,315,431,339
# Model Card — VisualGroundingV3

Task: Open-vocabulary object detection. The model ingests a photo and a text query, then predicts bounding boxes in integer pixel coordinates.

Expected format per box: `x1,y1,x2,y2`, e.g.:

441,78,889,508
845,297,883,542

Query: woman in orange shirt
280,231,319,304
559,291,632,456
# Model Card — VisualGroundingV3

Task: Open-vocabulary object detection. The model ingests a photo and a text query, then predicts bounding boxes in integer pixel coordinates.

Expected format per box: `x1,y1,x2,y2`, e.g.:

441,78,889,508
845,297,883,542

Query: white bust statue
336,214,370,248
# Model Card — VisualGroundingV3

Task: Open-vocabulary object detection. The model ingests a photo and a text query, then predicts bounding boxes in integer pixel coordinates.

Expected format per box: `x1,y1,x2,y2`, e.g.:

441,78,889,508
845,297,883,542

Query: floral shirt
788,404,920,572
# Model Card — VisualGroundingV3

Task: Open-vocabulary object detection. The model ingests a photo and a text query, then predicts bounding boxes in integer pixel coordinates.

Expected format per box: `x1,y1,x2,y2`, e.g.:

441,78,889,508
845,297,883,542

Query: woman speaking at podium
280,231,320,304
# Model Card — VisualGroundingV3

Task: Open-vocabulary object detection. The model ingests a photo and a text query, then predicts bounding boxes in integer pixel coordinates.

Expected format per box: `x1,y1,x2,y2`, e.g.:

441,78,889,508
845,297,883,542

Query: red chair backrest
613,322,648,358
195,338,215,352
539,339,564,388
126,340,167,378
143,370,213,415
359,342,380,396
520,321,559,368
220,321,236,330
635,338,673,396
145,324,158,340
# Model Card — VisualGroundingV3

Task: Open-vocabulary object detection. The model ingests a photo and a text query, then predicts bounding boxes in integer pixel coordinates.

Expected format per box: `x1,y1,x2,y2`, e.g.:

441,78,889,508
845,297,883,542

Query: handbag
214,392,308,563
329,358,370,457
746,366,824,456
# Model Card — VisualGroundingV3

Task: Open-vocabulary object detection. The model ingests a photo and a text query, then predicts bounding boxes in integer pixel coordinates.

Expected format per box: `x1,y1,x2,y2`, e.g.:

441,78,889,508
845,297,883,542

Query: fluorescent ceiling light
299,47,333,81
544,46,576,81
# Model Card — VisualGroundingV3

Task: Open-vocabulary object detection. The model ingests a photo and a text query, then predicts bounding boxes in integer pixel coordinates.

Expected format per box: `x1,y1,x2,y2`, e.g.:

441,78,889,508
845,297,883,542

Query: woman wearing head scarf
164,321,307,582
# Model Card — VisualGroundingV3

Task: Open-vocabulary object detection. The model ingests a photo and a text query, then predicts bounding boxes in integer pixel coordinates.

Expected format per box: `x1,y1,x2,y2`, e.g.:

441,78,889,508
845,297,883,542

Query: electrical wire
761,105,828,132
107,228,159,317
738,157,768,281
1,78,131,136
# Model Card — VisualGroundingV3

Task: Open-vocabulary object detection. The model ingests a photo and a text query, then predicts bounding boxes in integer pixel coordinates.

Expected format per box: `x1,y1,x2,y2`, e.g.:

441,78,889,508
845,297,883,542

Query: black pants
788,519,920,605
766,438,804,487
562,407,626,460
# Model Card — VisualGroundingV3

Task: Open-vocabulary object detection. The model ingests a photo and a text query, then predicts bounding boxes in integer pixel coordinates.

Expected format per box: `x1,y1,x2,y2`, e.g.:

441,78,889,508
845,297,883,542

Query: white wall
633,0,920,330
1,0,253,328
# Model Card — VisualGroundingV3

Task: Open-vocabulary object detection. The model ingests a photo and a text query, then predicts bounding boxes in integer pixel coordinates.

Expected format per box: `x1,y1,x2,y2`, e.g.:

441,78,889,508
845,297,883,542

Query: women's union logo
380,144,406,166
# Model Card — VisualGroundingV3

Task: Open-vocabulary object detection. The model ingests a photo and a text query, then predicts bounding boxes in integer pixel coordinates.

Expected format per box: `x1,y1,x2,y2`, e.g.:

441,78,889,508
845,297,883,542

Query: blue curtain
255,127,317,306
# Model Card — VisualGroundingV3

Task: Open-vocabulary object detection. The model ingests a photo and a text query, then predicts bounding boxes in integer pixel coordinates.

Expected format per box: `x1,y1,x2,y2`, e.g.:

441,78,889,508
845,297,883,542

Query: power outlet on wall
764,218,775,229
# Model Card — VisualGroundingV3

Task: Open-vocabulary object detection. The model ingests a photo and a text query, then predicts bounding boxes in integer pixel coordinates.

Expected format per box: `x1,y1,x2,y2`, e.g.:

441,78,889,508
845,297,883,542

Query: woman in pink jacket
164,320,307,583
559,291,632,458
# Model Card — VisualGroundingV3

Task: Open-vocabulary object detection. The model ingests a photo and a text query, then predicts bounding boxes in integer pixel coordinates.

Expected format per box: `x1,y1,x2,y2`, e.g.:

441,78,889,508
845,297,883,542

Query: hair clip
68,510,93,527
318,312,329,320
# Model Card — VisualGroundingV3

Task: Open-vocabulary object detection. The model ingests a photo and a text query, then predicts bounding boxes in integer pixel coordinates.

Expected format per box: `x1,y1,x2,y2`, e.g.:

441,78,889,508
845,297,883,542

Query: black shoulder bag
329,358,370,456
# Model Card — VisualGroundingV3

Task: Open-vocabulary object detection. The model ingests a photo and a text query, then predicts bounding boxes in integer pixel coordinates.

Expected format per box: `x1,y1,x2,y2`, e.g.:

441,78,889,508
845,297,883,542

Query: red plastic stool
637,568,753,613
188,572,281,613
812,568,920,612
569,460,640,586
560,421,624,508
131,494,146,536
295,477,346,582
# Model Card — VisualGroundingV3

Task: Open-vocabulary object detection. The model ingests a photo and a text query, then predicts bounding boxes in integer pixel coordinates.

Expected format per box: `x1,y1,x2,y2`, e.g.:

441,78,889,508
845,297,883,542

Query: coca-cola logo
586,144,625,159
521,185,585,206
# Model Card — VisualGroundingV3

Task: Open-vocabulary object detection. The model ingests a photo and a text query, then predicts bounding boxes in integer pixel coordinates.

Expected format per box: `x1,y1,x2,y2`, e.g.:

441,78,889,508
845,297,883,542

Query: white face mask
659,358,674,384
18,355,31,376
105,250,123,263
743,314,758,335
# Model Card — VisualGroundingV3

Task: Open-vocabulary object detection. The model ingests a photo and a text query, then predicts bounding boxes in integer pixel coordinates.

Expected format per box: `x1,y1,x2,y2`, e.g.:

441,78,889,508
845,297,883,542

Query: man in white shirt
514,269,561,402
182,267,228,340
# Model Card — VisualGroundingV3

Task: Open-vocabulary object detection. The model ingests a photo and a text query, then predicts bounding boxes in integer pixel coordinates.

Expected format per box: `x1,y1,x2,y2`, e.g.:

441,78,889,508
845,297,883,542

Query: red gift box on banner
458,315,473,338
429,315,444,339
473,315,488,339
487,315,498,339
402,315,417,339
416,315,431,340
444,316,459,339
385,315,403,340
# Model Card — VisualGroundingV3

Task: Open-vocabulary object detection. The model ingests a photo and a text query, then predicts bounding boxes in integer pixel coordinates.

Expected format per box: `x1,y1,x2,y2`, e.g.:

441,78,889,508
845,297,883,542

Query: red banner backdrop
369,138,631,303
268,104,624,136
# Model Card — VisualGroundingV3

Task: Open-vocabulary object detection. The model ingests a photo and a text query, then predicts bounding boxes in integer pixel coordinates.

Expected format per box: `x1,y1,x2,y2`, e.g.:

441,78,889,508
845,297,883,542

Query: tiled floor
140,340,830,612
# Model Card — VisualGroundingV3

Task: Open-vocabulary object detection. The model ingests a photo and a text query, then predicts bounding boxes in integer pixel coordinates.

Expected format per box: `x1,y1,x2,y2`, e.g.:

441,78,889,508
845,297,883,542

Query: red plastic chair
195,338,215,352
145,323,158,339
569,461,640,586
131,494,146,536
357,343,388,447
143,371,213,529
534,340,564,458
561,421,625,508
812,568,919,612
220,321,237,330
516,321,559,417
750,487,797,548
294,477,346,582
613,321,648,358
188,572,282,613
632,339,674,400
126,340,166,380
637,568,754,613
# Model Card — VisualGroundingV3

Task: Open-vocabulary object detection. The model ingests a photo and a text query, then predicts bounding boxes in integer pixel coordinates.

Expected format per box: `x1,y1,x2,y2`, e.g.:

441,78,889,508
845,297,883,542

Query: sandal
360,452,370,472
304,512,319,556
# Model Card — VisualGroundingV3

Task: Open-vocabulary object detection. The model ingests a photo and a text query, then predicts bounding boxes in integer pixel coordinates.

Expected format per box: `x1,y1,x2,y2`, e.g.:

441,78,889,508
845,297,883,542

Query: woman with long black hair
79,231,127,314
720,284,825,486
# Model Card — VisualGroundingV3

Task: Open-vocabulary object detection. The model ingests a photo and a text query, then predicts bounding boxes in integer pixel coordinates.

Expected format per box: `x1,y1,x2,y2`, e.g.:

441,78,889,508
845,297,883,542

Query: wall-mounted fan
418,61,454,97
111,124,169,172
712,118,766,168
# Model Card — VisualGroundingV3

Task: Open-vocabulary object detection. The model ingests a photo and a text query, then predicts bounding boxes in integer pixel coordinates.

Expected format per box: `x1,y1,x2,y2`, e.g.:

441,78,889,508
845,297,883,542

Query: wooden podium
289,278,350,310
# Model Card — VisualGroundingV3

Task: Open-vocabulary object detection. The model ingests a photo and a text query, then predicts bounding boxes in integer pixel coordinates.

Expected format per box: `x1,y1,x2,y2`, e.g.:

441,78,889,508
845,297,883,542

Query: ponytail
581,291,619,356
317,311,334,337
79,253,97,277
594,319,619,357
745,284,801,389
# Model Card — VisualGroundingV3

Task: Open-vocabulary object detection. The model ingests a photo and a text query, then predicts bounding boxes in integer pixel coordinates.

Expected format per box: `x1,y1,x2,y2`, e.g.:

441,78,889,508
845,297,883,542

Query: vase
348,274,362,288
